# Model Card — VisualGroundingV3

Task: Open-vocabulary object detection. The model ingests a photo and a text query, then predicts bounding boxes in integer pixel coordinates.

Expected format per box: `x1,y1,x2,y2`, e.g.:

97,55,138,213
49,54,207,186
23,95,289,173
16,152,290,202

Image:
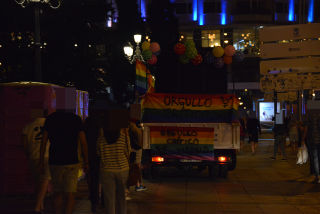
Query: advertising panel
259,102,280,122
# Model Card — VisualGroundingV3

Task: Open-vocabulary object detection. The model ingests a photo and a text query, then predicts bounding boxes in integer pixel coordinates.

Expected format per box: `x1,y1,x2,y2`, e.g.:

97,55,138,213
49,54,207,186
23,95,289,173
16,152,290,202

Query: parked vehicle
140,93,240,179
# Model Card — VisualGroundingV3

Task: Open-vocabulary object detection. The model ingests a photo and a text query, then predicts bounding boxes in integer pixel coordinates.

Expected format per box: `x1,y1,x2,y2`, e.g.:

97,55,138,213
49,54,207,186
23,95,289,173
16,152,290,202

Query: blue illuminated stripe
193,0,197,21
221,0,226,25
274,13,278,21
141,0,146,19
308,0,314,22
288,0,294,21
198,0,204,25
170,0,175,3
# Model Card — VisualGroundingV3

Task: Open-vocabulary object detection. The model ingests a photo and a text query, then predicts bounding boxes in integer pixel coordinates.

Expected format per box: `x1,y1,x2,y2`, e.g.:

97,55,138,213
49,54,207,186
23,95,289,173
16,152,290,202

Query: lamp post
123,34,145,64
15,0,61,82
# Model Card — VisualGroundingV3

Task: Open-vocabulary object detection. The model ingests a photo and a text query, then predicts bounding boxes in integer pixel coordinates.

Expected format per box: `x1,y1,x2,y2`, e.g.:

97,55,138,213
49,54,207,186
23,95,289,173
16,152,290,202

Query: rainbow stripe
141,93,239,123
150,126,214,153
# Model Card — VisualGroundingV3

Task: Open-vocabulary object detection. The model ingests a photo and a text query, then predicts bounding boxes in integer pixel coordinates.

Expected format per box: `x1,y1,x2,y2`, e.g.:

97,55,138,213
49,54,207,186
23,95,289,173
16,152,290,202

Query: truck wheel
208,165,219,179
219,165,228,178
228,152,237,171
142,166,152,179
151,166,159,179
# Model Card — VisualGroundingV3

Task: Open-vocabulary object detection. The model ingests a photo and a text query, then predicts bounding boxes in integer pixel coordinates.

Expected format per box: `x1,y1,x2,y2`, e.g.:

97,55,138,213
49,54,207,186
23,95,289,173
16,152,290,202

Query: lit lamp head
134,34,142,44
123,46,133,57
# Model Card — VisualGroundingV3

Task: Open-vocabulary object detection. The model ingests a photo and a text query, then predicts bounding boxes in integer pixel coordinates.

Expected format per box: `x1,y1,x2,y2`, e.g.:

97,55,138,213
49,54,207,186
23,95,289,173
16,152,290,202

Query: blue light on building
288,0,294,21
198,0,204,25
308,0,314,22
140,0,146,19
221,0,226,25
193,0,198,21
274,13,278,21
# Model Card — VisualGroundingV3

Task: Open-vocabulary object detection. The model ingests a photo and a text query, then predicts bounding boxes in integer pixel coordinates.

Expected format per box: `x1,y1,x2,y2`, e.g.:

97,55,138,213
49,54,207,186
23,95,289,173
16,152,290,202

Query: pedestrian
271,114,287,160
40,109,89,214
84,109,105,213
287,114,299,152
22,109,51,214
97,108,131,214
128,119,147,192
246,113,261,155
304,110,320,183
239,116,247,151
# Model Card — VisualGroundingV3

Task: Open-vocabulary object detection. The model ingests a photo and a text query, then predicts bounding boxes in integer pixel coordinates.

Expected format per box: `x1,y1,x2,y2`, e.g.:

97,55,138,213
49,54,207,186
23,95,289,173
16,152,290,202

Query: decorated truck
140,93,240,178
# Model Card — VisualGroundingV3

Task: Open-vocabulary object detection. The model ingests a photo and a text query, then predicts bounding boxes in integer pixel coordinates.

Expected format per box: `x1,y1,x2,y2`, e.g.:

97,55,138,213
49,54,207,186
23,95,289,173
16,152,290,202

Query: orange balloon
224,56,232,65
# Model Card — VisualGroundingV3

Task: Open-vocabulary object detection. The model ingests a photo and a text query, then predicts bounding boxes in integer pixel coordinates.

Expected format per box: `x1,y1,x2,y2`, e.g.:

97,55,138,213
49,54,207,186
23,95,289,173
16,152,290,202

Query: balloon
212,46,224,57
150,42,160,53
214,57,224,68
142,41,150,51
174,43,186,55
148,54,157,65
179,54,189,64
142,49,152,60
233,51,245,62
185,47,197,59
224,55,232,64
224,45,236,56
191,54,203,65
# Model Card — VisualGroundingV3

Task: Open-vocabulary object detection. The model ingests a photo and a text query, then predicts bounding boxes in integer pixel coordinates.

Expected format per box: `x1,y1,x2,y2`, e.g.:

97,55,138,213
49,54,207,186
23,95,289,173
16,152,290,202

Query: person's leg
273,135,279,159
101,171,116,214
116,170,129,214
88,165,99,212
53,192,63,214
65,192,75,214
312,146,319,182
280,136,287,159
35,178,50,211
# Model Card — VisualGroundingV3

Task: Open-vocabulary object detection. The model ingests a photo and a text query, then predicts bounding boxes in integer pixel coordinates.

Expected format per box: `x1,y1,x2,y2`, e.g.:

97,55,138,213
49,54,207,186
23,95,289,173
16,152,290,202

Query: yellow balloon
212,46,224,57
142,41,151,51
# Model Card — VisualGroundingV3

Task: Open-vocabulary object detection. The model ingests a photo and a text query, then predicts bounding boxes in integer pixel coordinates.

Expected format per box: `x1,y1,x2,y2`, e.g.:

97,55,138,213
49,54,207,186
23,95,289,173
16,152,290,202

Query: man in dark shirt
40,110,89,214
246,116,261,155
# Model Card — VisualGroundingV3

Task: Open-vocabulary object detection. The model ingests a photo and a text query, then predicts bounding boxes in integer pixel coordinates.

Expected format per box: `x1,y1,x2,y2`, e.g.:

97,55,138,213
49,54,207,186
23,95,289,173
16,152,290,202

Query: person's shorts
28,158,51,183
289,132,299,142
49,164,80,193
133,149,142,164
248,133,258,143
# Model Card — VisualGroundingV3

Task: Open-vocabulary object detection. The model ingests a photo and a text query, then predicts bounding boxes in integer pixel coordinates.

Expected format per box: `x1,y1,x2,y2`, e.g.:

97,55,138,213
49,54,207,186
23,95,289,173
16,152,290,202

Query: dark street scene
1,0,320,214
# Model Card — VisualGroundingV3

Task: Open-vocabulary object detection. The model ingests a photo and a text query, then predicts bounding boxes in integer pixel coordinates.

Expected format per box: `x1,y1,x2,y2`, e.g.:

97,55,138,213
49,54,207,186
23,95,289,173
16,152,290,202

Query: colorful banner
141,93,239,123
150,126,214,153
136,60,148,94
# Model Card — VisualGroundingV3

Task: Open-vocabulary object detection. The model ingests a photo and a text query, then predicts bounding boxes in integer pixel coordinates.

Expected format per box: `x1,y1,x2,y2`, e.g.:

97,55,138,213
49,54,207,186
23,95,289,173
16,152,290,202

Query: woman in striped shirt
97,125,131,214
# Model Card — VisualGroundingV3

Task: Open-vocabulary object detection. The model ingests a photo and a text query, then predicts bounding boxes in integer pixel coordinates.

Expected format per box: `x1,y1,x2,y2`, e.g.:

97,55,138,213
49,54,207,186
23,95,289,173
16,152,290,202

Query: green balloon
142,50,152,60
179,54,189,64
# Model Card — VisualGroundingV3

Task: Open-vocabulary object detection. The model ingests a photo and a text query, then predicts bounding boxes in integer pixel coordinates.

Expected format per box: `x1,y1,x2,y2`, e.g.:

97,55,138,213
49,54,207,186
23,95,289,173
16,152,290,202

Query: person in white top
22,109,51,214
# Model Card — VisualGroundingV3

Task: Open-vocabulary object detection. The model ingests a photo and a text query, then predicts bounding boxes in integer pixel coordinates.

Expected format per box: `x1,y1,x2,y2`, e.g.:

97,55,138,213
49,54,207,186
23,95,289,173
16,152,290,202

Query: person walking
246,114,261,155
97,110,131,214
40,109,89,214
304,110,320,183
128,119,147,192
271,114,287,160
287,114,299,152
22,109,51,214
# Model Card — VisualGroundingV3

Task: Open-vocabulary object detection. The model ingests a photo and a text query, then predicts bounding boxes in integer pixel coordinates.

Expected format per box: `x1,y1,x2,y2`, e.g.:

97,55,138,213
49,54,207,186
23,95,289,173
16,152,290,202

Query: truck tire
219,164,228,178
208,164,219,179
228,152,237,171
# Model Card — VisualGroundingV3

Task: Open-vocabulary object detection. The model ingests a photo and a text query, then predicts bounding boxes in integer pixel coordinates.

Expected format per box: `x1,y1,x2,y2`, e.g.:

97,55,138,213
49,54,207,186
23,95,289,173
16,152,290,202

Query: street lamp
123,34,145,64
15,0,61,81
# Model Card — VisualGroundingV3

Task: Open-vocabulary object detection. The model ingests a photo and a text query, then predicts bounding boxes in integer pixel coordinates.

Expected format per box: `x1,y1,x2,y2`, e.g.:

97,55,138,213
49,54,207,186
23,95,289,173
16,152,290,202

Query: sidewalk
0,132,314,214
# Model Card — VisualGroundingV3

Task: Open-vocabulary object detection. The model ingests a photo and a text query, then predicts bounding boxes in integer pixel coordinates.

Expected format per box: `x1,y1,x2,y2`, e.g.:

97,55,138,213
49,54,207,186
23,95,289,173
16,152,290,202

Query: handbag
127,163,141,187
296,144,308,165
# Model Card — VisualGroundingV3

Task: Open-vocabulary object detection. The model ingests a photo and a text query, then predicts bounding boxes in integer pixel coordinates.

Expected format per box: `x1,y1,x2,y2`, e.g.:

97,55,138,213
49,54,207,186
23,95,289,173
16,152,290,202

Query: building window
201,30,221,47
233,28,259,56
204,1,221,13
174,3,192,14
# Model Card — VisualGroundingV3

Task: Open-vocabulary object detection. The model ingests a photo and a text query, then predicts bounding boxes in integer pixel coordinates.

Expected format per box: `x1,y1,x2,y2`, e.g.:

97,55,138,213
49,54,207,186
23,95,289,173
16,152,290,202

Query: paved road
2,137,320,214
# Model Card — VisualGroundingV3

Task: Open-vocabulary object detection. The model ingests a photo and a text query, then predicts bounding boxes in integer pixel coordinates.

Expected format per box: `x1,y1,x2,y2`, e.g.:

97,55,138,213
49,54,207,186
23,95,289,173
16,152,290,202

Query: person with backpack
128,119,147,192
22,109,51,214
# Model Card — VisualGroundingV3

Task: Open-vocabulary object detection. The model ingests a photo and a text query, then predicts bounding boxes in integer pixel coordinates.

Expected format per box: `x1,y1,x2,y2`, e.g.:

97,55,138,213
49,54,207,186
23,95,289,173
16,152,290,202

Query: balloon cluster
141,41,160,65
174,40,202,66
211,45,244,68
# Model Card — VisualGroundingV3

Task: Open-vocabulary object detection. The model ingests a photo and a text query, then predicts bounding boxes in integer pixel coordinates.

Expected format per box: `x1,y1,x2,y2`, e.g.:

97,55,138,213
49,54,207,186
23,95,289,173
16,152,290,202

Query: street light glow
123,46,133,57
134,34,142,44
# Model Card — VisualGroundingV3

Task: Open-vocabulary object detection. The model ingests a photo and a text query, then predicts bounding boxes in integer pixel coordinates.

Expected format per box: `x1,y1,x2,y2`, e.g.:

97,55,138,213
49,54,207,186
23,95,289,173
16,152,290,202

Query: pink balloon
150,42,160,53
224,45,236,57
148,54,157,65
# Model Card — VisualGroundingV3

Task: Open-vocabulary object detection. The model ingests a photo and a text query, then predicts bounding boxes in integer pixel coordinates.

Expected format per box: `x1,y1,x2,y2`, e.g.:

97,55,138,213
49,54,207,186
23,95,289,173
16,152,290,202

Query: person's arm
40,130,49,170
79,131,89,172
